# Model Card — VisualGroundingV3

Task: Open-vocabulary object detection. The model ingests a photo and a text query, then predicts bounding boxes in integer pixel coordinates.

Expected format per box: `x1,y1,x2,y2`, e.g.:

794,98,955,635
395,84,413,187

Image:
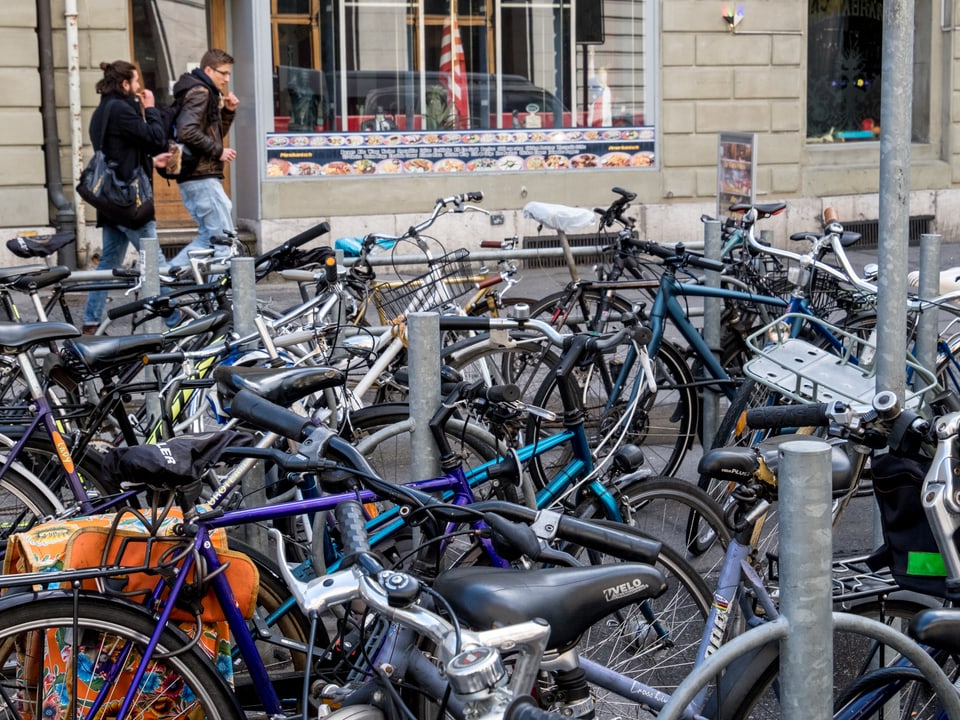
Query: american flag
439,12,469,128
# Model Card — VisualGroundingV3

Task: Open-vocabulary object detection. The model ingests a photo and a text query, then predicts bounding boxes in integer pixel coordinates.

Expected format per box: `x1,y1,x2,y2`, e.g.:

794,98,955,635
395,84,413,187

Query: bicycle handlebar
436,315,642,353
367,192,485,244
745,402,834,430
634,240,726,273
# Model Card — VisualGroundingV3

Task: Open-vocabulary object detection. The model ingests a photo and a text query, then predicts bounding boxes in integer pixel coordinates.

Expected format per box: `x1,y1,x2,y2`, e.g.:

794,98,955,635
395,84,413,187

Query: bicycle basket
763,258,873,318
742,313,937,408
371,248,474,323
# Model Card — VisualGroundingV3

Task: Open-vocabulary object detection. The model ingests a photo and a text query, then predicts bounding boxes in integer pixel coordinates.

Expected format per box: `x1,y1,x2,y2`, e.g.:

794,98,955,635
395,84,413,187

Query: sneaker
82,324,98,336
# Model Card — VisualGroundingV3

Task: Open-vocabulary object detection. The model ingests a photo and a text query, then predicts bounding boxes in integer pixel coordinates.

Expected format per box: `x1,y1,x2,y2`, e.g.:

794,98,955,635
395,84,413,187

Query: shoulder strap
97,99,117,150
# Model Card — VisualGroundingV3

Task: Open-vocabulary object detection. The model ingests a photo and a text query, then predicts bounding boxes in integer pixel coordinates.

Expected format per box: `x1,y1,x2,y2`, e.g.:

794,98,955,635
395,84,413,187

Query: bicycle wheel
524,337,695,483
713,598,947,719
571,484,715,707
0,592,243,720
0,461,61,567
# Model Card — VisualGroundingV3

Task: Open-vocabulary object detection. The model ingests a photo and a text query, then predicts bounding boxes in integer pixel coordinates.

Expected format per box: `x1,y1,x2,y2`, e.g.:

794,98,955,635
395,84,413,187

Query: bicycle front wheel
0,592,243,720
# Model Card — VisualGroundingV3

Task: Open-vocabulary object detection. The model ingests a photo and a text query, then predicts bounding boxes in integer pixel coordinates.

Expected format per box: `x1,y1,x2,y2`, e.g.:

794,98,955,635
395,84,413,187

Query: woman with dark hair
82,60,170,335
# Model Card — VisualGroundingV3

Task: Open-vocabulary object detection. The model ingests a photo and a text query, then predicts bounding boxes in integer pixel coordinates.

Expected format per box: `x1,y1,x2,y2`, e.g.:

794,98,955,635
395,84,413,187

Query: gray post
231,257,267,552
874,0,915,404
231,257,258,351
916,233,942,385
701,219,722,448
140,236,162,424
407,312,441,480
779,440,833,720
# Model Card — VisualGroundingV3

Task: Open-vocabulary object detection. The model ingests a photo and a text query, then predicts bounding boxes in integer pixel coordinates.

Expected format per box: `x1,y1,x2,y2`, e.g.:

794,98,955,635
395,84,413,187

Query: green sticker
906,551,947,577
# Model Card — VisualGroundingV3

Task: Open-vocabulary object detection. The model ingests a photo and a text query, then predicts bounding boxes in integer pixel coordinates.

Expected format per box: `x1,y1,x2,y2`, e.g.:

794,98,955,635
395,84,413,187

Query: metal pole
701,219,722,448
779,440,833,720
874,0,915,404
231,257,267,553
407,312,441,480
140,236,162,424
916,233,942,384
231,257,258,351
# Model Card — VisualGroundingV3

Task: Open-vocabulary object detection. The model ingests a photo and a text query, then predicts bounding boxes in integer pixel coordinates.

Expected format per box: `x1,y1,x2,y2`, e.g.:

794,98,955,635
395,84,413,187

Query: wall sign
265,127,655,177
717,132,756,215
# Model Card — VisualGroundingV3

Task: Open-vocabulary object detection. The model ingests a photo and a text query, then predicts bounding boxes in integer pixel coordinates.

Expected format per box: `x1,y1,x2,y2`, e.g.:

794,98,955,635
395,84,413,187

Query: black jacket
89,92,167,226
172,68,236,182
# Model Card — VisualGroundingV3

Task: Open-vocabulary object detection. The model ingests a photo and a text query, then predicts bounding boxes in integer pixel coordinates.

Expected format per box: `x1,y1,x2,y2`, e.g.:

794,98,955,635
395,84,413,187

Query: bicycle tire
524,335,696,483
571,482,715,706
0,459,62,566
711,598,945,719
0,591,243,720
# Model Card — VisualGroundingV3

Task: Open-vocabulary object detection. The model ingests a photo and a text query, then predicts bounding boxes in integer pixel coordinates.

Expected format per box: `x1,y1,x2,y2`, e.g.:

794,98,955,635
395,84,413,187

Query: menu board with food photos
265,127,655,177
717,132,756,215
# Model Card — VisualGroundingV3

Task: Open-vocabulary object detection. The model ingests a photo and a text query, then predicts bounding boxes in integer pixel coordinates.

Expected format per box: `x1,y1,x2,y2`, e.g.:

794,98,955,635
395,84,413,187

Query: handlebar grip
287,221,332,249
437,316,493,332
637,241,676,260
823,207,839,224
280,269,320,282
141,352,186,365
229,388,313,441
745,403,832,430
480,240,504,249
556,514,661,564
485,384,521,404
324,256,337,283
505,696,563,720
112,267,141,278
107,296,160,320
687,254,726,273
463,191,483,202
334,500,372,558
476,275,503,289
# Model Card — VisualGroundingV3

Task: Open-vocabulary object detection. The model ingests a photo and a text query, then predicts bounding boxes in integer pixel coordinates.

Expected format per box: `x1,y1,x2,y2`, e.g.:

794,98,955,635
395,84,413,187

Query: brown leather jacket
172,69,235,182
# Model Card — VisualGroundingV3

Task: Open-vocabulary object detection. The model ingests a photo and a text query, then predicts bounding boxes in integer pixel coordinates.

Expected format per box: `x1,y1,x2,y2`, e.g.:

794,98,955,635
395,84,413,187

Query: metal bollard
779,440,833,720
915,233,941,386
231,257,267,553
701,219,722,448
407,313,441,481
140,236,162,424
231,257,258,351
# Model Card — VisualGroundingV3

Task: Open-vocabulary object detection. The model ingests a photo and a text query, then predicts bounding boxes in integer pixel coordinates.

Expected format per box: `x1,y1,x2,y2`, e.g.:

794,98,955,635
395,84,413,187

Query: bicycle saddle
431,564,667,652
0,321,79,351
909,608,960,655
1,265,71,291
699,434,855,496
907,267,960,295
214,365,346,408
60,334,166,375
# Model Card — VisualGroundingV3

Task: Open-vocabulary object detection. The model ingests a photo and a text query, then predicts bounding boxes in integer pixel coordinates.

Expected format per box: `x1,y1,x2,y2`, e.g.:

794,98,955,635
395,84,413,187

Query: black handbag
76,100,155,229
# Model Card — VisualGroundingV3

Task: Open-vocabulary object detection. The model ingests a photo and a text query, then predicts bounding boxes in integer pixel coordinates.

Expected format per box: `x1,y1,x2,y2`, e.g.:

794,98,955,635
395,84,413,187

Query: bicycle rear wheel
0,592,243,720
524,337,695,483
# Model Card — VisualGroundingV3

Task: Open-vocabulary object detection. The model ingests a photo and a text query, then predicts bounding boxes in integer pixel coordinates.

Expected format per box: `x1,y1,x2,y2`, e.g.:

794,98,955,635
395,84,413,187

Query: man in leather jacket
82,60,170,334
168,48,239,269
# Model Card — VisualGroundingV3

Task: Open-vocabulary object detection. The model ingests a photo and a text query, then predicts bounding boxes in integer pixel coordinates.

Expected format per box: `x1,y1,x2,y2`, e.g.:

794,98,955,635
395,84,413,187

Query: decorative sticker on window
265,128,655,177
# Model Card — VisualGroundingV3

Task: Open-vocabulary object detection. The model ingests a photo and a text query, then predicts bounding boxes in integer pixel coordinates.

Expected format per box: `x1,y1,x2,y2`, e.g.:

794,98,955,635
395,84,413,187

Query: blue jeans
170,178,235,268
83,221,166,326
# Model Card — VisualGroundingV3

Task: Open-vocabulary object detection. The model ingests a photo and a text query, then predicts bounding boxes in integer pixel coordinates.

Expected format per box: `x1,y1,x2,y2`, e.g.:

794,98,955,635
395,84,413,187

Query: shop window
807,0,930,144
266,0,656,176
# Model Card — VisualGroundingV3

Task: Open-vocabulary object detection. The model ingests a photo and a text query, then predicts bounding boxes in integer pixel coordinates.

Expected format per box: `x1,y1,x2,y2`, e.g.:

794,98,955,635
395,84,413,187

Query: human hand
141,88,156,109
224,93,239,112
152,151,173,168
220,147,237,163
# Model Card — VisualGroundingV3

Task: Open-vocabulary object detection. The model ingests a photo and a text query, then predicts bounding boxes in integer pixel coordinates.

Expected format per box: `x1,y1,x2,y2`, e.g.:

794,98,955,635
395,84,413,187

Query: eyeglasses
212,68,232,79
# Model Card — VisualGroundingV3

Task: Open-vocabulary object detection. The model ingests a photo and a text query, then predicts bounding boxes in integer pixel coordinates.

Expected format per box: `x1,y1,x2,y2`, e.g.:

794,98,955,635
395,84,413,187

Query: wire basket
761,258,874,318
742,313,937,408
371,249,474,323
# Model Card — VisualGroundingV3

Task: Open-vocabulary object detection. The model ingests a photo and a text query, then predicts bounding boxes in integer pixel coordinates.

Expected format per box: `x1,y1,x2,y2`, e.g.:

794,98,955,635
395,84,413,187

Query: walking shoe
82,324,98,336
